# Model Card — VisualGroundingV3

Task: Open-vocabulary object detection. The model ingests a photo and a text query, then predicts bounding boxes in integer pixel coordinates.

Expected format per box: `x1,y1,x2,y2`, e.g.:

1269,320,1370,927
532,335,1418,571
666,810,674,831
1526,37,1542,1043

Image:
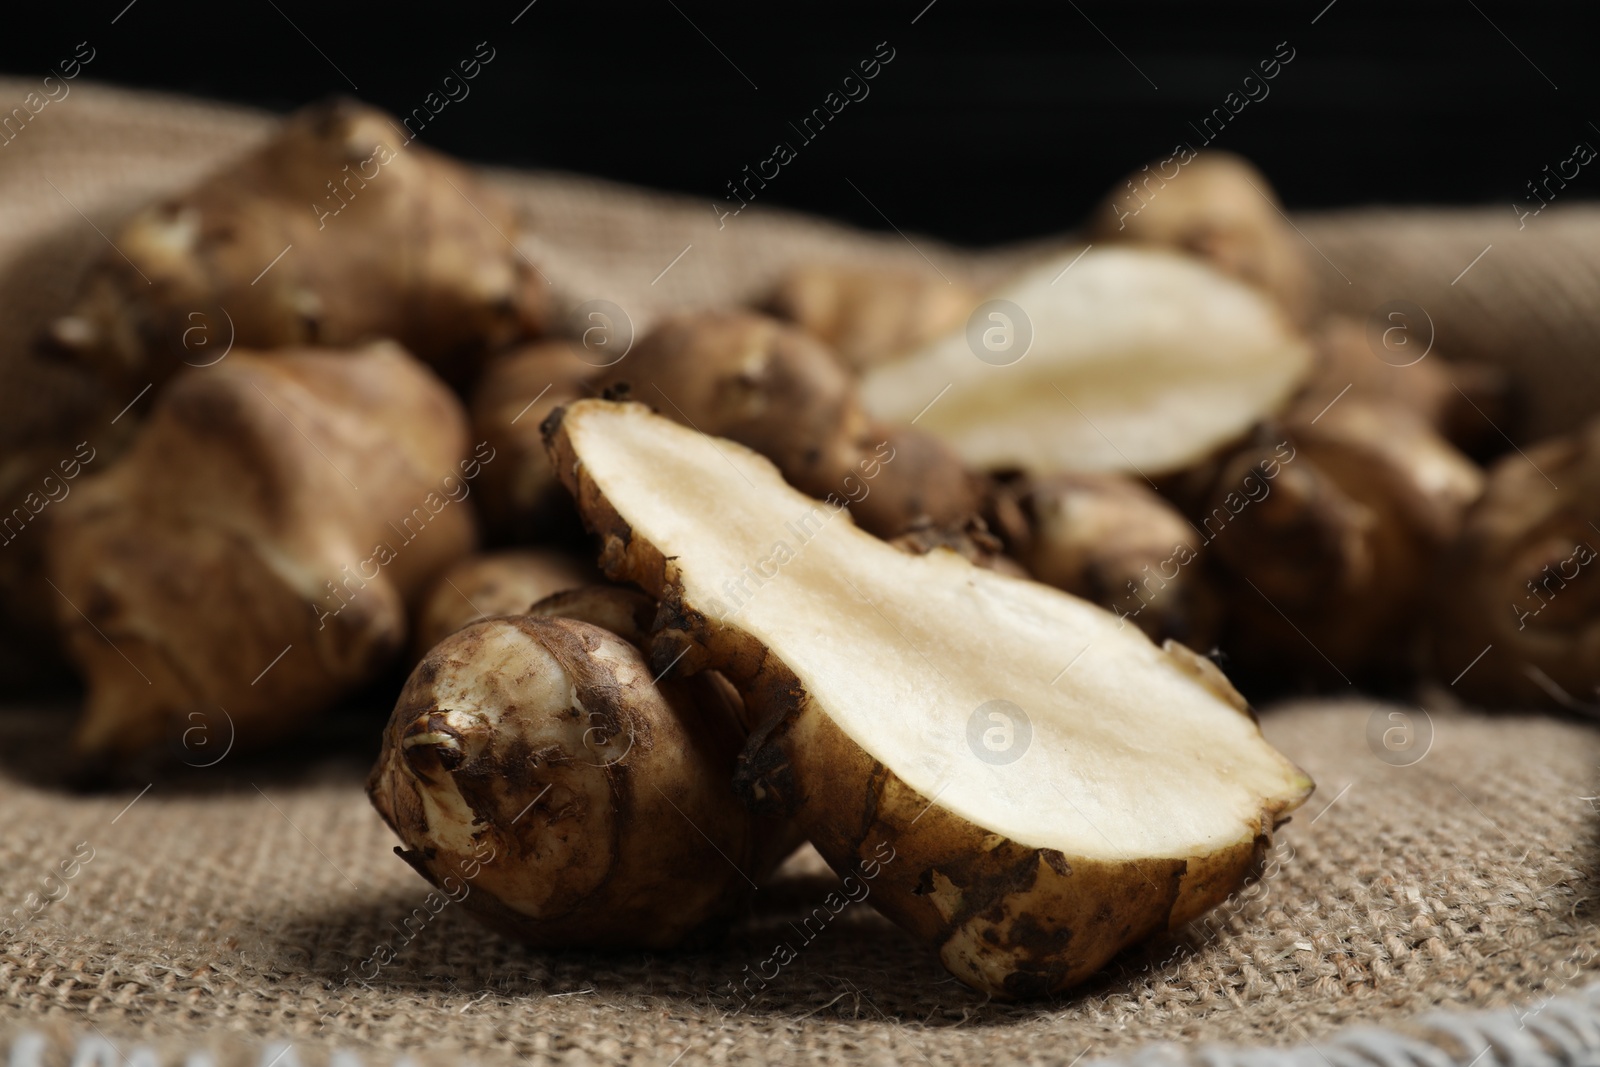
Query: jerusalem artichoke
43,98,548,391
47,342,477,762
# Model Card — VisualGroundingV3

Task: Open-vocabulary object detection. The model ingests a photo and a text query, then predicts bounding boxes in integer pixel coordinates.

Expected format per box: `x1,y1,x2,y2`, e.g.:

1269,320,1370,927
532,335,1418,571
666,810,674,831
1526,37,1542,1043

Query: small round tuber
1009,472,1220,649
411,549,595,659
594,310,868,503
367,614,771,949
594,311,988,540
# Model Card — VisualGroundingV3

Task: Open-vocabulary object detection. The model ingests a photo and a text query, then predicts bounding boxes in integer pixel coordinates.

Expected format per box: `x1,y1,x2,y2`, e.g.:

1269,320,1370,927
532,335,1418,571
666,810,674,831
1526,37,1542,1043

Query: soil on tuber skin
367,612,793,950
538,398,1312,999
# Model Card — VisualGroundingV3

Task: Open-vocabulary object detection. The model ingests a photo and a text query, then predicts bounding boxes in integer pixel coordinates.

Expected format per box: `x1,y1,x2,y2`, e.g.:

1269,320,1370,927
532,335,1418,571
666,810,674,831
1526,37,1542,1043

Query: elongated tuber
543,399,1311,997
47,342,476,762
859,247,1311,477
368,612,779,949
44,98,548,391
411,549,594,659
1009,472,1220,648
1086,152,1311,323
765,264,979,371
1430,417,1600,709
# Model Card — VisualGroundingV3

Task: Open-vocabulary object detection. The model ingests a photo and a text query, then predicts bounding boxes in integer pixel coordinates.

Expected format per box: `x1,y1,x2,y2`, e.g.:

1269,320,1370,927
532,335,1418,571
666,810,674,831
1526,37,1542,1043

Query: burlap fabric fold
2,80,1598,1066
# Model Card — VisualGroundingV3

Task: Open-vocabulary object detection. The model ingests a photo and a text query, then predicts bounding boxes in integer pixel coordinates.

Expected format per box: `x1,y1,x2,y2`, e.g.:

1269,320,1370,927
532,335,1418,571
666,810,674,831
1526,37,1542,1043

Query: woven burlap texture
3,80,1599,1066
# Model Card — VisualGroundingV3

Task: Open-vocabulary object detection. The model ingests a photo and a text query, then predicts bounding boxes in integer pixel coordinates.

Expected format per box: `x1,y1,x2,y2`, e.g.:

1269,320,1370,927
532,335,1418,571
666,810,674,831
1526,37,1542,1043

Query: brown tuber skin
469,341,595,542
1009,472,1221,649
411,549,594,660
1086,152,1312,324
1295,315,1512,461
594,311,987,539
367,614,777,949
594,311,867,502
1202,401,1483,684
540,399,1311,998
1431,417,1600,709
47,343,476,763
764,264,979,371
43,98,549,392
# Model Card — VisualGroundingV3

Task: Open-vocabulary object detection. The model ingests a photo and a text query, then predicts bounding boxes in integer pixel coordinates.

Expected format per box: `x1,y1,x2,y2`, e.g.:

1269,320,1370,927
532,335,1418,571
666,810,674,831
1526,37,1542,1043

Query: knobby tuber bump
1085,151,1312,324
765,264,979,371
595,311,986,539
47,343,476,762
1431,417,1600,709
859,247,1312,477
368,612,784,949
543,399,1311,997
44,98,548,391
1203,400,1483,683
469,341,595,543
411,549,594,659
1009,472,1220,648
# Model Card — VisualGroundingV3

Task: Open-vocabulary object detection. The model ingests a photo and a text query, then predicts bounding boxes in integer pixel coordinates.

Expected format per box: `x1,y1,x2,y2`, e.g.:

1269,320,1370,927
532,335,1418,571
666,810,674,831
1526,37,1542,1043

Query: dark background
2,1,1594,245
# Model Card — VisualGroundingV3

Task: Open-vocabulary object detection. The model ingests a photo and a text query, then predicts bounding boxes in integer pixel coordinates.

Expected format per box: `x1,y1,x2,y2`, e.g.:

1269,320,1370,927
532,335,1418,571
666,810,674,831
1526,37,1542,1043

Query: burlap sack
2,80,1598,1067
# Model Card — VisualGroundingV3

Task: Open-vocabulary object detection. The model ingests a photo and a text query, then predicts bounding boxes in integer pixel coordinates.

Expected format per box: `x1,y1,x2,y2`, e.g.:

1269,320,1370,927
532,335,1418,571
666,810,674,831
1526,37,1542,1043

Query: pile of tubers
8,95,1594,1001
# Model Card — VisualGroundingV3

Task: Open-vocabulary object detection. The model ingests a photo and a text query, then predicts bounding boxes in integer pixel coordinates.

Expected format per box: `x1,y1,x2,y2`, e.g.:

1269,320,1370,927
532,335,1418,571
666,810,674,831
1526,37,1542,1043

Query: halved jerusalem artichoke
764,264,979,371
44,98,548,391
410,549,594,659
859,247,1312,477
1085,151,1312,323
47,342,476,762
369,614,773,949
543,399,1311,998
1430,417,1600,708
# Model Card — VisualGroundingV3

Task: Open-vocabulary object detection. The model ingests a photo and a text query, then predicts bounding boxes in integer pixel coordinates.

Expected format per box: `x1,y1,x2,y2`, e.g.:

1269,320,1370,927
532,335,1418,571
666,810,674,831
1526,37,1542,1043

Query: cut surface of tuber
545,399,1311,996
859,247,1311,476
